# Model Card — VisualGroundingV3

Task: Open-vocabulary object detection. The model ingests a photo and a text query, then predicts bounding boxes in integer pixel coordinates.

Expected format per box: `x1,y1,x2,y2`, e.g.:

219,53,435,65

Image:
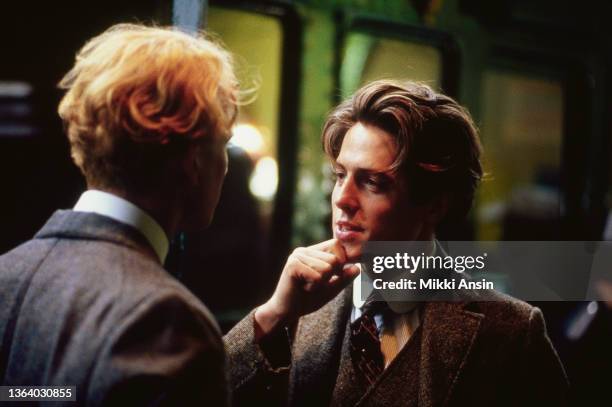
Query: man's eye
333,171,346,181
365,178,382,190
364,176,391,192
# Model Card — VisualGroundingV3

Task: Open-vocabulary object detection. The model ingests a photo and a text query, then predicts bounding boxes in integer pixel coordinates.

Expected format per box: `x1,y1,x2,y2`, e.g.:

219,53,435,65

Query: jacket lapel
418,302,483,406
289,288,353,406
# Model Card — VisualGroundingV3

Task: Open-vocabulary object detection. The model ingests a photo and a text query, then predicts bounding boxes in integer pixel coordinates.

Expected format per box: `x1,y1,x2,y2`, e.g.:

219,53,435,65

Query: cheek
387,205,428,240
369,205,398,232
330,186,342,217
365,197,407,238
203,146,228,191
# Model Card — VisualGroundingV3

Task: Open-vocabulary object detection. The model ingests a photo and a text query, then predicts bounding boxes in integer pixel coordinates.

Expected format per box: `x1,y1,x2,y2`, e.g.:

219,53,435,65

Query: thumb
342,263,360,279
327,239,347,265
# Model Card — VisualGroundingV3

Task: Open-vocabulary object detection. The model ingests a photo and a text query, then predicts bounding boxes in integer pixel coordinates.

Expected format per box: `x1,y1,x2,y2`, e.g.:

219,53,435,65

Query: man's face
331,122,433,262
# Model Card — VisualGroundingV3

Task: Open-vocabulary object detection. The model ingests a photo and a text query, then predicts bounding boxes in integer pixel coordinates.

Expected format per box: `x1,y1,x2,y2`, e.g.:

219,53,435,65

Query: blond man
0,24,238,405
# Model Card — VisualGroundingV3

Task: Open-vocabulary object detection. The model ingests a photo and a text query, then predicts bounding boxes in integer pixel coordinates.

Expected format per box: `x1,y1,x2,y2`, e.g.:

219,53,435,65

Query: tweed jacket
225,287,568,406
0,210,228,406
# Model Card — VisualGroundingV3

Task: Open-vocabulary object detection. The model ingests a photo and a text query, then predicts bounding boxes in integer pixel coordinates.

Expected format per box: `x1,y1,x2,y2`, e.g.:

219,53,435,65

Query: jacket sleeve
87,294,229,407
223,309,291,406
517,307,569,406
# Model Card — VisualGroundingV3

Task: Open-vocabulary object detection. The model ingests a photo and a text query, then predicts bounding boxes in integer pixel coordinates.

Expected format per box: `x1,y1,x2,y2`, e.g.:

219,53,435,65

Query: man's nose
334,177,359,215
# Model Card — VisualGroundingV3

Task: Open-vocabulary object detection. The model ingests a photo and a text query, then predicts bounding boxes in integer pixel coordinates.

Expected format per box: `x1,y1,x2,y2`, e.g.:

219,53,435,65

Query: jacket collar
73,190,169,263
34,210,160,263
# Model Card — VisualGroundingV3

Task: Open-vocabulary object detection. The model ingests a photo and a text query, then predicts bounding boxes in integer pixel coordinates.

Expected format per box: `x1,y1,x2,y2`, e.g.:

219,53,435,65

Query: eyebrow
332,162,396,178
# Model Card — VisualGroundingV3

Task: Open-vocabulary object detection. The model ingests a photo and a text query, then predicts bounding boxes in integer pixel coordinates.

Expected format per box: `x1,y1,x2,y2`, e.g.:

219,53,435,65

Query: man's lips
335,221,365,241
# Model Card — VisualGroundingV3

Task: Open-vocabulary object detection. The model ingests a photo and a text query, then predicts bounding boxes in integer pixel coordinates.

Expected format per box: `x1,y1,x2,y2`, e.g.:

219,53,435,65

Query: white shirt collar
74,190,169,263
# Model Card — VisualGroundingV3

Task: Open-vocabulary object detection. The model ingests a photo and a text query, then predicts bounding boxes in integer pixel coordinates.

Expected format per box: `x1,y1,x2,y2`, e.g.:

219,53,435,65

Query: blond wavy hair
58,23,239,191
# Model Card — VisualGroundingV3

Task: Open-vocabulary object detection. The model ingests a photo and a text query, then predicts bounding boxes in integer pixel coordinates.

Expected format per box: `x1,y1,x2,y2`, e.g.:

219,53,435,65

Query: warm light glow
249,156,278,201
230,123,265,156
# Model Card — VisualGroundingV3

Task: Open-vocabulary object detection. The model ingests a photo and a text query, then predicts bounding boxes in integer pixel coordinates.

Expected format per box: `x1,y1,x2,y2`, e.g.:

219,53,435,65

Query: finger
342,263,361,279
294,252,334,277
310,239,347,261
329,239,347,265
307,239,347,267
297,266,326,292
308,238,337,251
327,263,360,292
297,247,336,264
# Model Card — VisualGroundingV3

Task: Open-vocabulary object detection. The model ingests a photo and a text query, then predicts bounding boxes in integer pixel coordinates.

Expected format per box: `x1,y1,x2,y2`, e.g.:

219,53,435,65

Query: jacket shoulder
466,290,534,318
461,291,546,346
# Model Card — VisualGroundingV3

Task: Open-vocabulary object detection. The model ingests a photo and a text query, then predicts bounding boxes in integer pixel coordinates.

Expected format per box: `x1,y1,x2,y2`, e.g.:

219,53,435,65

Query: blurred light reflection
249,156,278,201
230,123,265,157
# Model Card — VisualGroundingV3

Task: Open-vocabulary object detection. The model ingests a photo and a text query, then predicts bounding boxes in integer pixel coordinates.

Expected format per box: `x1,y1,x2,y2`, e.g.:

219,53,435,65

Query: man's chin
339,241,363,263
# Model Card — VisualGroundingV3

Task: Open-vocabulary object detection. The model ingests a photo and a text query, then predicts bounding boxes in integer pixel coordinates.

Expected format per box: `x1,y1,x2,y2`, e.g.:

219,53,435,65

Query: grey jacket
0,210,228,406
225,288,569,406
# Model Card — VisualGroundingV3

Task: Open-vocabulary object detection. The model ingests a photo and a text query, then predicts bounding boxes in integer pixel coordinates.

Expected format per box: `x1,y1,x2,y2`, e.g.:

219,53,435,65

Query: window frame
484,45,594,239
336,16,462,100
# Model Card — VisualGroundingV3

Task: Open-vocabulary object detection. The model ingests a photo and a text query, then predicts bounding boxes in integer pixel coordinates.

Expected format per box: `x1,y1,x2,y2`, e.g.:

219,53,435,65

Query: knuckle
320,263,333,274
310,273,322,284
327,256,339,266
326,255,340,267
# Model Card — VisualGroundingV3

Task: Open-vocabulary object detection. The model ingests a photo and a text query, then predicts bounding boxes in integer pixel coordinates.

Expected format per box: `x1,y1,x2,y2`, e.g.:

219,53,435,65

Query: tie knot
360,297,389,317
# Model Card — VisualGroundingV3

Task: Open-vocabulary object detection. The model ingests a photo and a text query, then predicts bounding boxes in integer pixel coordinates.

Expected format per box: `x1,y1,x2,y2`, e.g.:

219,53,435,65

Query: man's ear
427,195,450,225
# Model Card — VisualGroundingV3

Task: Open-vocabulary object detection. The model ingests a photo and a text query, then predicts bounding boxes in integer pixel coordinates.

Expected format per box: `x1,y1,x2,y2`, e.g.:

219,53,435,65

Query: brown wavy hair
58,23,240,193
322,80,483,220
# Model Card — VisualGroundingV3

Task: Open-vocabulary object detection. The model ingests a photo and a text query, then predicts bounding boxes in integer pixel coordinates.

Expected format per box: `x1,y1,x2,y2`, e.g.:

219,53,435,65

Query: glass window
341,32,442,97
476,69,564,240
209,7,282,206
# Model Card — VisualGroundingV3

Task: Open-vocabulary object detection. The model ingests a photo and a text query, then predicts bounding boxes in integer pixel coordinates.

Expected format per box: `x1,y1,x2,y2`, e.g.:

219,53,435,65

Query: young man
226,80,569,406
0,24,239,405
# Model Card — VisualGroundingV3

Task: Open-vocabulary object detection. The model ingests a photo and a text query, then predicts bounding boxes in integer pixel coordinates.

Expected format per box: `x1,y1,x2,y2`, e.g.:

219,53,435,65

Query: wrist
254,298,289,340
